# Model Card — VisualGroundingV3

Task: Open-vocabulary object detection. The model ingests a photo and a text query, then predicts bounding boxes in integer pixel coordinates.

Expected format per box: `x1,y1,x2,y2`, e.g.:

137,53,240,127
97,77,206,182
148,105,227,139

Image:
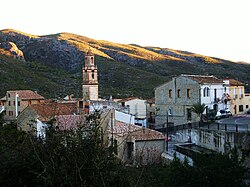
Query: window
8,101,11,106
18,101,20,106
169,89,172,98
91,57,94,64
177,89,181,98
114,139,118,155
8,93,10,98
246,105,249,109
9,111,14,116
187,89,191,98
203,87,210,97
13,101,15,106
239,105,243,112
187,108,192,120
214,89,217,101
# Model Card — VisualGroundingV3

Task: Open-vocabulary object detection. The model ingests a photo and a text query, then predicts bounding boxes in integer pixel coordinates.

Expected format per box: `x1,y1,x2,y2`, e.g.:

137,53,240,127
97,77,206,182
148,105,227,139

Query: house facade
155,75,226,127
109,120,165,165
0,90,44,121
223,79,248,114
17,102,79,133
118,97,147,127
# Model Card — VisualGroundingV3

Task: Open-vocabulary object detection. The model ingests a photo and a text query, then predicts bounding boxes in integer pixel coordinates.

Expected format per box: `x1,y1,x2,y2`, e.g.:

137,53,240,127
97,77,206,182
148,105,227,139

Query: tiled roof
54,115,86,131
118,97,140,103
224,79,245,86
112,121,165,141
0,96,6,101
30,102,77,122
182,74,224,84
7,90,44,100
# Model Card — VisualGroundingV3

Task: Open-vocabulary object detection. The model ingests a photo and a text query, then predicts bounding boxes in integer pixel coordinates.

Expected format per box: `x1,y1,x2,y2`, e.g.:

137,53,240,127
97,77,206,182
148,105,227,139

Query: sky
1,0,250,62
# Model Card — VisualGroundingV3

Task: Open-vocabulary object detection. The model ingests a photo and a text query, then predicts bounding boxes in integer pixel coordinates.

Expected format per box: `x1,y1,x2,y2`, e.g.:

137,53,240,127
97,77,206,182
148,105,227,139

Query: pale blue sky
1,0,249,62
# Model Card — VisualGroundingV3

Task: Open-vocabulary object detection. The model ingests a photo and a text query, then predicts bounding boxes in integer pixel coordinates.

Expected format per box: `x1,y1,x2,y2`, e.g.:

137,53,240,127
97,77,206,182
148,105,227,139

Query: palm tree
191,103,206,123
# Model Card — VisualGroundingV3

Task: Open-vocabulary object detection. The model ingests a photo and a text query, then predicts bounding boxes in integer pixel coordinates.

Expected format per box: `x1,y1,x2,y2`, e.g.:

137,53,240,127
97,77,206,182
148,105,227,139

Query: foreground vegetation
0,113,248,187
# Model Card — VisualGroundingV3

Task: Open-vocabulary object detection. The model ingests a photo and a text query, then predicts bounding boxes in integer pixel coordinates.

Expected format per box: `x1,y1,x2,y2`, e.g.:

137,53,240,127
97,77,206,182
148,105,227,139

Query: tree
191,103,206,123
0,111,128,187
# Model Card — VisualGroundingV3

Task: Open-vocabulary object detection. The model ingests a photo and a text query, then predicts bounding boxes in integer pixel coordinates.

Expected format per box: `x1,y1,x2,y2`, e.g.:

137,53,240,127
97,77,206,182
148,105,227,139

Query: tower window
91,57,94,64
92,73,94,79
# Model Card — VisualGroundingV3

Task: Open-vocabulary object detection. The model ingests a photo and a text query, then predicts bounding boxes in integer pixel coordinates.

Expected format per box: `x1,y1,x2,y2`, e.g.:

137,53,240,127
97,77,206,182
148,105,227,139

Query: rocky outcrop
0,41,25,60
23,38,84,70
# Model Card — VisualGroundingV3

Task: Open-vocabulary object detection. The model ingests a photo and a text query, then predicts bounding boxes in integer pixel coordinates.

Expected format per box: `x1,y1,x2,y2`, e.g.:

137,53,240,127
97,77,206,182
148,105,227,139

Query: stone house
17,102,79,135
0,90,44,121
223,79,249,114
155,75,225,127
109,120,165,165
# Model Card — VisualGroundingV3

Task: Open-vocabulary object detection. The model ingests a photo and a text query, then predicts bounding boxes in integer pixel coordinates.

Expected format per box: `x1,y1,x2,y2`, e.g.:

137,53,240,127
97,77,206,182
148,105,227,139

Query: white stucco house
118,97,147,127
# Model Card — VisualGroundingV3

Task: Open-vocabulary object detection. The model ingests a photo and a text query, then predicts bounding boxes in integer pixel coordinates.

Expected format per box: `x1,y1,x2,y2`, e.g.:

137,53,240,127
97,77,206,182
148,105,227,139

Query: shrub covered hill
0,29,249,99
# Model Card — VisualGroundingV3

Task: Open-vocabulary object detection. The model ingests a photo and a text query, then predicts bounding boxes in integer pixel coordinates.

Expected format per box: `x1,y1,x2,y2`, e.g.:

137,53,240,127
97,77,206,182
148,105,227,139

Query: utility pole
111,112,114,148
15,93,19,118
166,109,169,152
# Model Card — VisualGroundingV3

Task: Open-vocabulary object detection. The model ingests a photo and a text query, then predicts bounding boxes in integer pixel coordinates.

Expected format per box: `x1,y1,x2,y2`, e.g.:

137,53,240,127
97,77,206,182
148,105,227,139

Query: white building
118,97,147,127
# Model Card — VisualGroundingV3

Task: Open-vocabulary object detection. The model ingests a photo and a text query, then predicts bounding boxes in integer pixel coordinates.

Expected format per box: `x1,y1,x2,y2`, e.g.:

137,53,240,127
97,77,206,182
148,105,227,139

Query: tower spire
82,49,98,100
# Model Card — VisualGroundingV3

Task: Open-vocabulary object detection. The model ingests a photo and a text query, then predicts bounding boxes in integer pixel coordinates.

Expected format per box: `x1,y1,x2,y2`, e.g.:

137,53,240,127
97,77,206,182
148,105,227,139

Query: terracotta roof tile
182,74,224,84
118,97,140,103
224,79,245,86
30,102,77,122
112,121,165,141
55,115,86,131
7,90,44,100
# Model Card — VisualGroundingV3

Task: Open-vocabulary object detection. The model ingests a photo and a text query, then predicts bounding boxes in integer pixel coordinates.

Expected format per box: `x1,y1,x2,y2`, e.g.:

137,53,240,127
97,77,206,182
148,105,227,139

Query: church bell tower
82,49,98,100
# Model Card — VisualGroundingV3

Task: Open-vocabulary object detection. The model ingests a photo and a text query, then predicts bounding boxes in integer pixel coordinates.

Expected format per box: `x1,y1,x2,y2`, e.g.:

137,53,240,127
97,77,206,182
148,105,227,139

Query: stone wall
155,76,200,127
134,140,165,165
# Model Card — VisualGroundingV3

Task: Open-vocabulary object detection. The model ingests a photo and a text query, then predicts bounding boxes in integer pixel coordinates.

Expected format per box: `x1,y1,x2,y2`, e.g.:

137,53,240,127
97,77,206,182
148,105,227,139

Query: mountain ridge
0,29,249,98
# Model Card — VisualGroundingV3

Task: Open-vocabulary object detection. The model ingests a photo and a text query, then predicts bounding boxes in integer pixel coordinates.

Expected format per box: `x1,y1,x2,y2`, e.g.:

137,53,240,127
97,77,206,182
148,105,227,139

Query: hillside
0,29,250,98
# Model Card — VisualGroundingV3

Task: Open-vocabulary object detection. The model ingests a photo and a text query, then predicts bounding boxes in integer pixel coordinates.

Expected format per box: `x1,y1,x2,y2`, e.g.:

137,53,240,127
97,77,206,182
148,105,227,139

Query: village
0,49,250,167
